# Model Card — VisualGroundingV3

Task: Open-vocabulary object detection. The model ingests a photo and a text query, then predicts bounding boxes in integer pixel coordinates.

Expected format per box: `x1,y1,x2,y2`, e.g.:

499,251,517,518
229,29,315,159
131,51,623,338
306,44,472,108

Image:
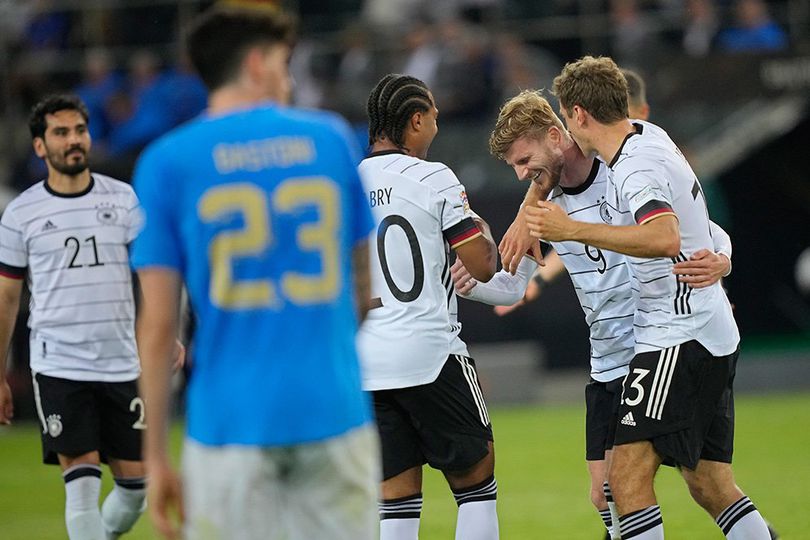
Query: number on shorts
623,368,650,407
130,397,146,430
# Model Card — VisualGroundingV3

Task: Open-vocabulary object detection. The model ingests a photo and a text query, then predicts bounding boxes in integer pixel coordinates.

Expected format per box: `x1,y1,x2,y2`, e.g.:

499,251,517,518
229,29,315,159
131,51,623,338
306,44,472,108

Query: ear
243,46,266,85
33,137,47,159
573,105,588,127
410,110,423,132
547,125,562,145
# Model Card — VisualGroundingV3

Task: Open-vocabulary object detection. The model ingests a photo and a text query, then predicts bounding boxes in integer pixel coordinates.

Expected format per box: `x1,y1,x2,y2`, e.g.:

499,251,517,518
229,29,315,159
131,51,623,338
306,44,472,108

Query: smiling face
503,133,565,193
34,109,91,176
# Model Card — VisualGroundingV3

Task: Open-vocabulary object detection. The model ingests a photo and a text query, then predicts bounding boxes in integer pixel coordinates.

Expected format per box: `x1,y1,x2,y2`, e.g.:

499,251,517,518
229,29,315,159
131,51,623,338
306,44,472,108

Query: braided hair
367,74,433,148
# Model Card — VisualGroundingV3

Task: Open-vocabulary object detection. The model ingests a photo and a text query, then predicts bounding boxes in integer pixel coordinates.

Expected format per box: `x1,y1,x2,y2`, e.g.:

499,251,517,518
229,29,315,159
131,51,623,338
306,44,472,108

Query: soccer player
357,73,499,540
130,6,379,540
0,94,147,540
622,68,650,121
451,89,732,539
526,55,771,540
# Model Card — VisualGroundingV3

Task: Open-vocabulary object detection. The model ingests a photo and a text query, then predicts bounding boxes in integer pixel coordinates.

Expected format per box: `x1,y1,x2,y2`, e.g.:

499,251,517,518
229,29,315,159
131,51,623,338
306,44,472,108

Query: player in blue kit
130,6,378,540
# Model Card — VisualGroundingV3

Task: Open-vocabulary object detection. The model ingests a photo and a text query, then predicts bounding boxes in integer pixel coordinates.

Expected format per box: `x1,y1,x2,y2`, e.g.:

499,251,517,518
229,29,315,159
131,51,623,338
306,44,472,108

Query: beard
47,147,89,176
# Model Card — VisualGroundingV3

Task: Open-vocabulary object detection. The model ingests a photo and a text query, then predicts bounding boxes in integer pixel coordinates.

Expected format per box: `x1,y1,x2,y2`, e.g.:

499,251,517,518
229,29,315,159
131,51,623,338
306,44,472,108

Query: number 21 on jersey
198,177,340,310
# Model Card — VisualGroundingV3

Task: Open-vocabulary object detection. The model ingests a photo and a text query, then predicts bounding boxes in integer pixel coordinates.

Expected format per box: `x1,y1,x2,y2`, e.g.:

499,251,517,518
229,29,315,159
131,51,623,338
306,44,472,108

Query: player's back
608,120,739,355
131,104,373,446
357,152,473,391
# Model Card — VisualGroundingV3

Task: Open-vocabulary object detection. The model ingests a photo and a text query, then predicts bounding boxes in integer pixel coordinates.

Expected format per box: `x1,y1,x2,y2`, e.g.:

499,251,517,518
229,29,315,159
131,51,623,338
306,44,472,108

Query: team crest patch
459,190,471,214
46,414,63,437
599,201,613,224
96,203,119,224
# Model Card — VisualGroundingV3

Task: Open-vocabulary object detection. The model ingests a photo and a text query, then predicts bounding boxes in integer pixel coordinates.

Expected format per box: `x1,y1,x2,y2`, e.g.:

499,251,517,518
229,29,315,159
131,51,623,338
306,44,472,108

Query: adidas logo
621,412,636,426
42,220,57,231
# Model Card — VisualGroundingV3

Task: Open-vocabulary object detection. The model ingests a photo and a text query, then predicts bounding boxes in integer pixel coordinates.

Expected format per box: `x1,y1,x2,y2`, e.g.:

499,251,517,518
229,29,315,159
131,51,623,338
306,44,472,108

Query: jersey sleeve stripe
444,217,481,249
0,262,26,279
634,200,675,224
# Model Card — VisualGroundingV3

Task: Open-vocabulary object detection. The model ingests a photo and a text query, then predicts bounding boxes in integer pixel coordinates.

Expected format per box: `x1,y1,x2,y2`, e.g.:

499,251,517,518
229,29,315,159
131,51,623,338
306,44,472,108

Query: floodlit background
0,0,808,538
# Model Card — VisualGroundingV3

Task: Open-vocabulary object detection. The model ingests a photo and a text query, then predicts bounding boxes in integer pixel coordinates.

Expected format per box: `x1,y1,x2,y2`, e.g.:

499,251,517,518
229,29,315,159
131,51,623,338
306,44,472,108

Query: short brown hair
489,90,564,160
186,5,297,91
552,56,628,124
621,68,647,110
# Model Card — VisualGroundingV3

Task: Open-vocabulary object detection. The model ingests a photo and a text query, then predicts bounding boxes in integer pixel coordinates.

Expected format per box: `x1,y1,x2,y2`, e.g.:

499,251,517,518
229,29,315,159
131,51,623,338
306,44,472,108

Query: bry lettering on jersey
369,187,393,207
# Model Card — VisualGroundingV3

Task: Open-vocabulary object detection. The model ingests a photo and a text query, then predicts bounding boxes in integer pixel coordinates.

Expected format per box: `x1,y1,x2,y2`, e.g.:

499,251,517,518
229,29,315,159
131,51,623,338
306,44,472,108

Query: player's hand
147,458,185,539
172,340,186,372
499,208,544,275
493,274,542,316
0,379,14,425
672,249,730,288
451,259,477,296
525,201,576,242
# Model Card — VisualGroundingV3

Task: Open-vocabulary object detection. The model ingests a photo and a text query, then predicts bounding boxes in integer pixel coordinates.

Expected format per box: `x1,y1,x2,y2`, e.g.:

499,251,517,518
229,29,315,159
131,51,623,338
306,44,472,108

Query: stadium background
0,0,808,538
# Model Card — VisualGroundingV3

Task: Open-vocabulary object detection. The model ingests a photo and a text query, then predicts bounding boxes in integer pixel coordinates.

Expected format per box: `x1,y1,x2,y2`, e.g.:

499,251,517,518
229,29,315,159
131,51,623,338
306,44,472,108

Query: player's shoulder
4,180,47,214
90,173,135,196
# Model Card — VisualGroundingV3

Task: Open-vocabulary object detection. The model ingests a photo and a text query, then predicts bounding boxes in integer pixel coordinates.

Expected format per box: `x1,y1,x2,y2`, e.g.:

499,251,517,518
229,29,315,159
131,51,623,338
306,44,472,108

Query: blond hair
489,90,564,160
552,56,628,124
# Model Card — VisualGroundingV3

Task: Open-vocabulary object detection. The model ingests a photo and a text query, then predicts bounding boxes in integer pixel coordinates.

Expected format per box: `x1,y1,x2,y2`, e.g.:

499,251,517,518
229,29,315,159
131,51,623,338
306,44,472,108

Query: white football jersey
0,174,142,382
547,161,635,382
357,151,480,390
605,121,739,355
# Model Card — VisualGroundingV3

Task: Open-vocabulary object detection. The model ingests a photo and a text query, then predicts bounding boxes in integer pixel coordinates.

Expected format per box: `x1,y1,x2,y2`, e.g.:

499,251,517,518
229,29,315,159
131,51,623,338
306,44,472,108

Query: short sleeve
0,206,28,278
435,170,481,249
129,144,184,272
616,159,676,225
124,187,145,244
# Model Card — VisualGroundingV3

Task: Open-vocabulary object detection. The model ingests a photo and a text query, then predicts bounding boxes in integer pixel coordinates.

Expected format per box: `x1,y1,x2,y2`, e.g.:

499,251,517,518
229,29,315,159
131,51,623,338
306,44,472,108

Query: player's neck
46,169,92,195
559,137,593,188
595,119,636,166
370,139,415,158
207,86,281,116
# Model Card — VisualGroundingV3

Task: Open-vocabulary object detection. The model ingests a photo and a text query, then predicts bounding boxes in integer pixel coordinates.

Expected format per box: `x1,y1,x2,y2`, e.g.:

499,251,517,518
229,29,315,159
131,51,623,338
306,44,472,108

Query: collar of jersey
44,174,95,198
367,149,407,158
561,159,601,196
608,122,643,168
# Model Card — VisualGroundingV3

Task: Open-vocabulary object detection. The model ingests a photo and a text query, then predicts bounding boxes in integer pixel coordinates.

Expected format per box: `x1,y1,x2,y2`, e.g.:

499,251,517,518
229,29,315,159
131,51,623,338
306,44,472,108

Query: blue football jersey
130,104,374,447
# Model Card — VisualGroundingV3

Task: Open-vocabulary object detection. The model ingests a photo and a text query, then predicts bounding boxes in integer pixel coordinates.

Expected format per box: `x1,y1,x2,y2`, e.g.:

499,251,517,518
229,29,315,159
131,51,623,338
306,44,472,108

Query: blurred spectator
609,0,666,73
23,0,70,50
107,50,207,158
717,0,788,52
74,48,123,143
333,23,379,123
400,18,443,88
682,0,719,56
492,34,561,105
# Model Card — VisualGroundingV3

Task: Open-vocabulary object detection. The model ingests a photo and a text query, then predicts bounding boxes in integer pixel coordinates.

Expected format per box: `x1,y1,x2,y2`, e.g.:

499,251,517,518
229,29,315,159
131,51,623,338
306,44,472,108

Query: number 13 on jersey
198,177,340,309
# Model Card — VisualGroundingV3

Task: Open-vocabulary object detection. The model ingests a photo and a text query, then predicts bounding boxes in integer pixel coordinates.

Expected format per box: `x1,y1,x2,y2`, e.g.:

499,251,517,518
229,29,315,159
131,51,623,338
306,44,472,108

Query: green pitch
1,392,807,539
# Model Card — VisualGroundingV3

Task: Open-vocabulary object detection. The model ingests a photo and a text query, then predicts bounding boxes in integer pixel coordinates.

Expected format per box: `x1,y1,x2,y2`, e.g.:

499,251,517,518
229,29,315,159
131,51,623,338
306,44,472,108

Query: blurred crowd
0,0,797,192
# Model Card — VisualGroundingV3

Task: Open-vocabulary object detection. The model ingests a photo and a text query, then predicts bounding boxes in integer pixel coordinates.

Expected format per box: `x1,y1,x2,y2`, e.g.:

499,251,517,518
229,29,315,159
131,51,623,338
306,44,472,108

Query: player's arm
672,220,732,288
0,275,23,425
453,215,497,283
500,181,551,274
525,201,680,258
135,268,185,538
352,242,371,323
452,255,537,305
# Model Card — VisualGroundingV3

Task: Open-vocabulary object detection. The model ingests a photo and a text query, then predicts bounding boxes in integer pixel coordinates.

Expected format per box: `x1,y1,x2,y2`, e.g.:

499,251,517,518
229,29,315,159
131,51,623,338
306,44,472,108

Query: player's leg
285,424,380,540
413,355,498,540
182,438,285,540
679,351,771,539
585,377,623,539
373,389,425,540
101,380,147,539
608,440,663,539
443,440,498,540
33,373,106,540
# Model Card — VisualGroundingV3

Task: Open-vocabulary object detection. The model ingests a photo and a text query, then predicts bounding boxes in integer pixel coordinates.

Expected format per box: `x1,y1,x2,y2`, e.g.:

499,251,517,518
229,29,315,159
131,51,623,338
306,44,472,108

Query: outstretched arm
672,221,732,288
452,256,538,306
500,181,550,274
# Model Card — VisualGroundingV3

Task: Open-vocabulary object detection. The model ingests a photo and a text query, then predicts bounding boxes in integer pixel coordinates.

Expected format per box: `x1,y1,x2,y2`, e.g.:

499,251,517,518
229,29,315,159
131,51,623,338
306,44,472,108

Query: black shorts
372,355,494,480
613,340,737,470
33,373,145,465
585,376,624,461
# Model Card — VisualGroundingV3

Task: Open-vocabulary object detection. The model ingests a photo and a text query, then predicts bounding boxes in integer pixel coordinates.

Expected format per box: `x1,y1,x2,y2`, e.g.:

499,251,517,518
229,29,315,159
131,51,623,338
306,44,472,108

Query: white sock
63,464,105,540
379,493,422,540
716,497,771,539
619,505,664,539
453,476,499,540
603,481,620,539
101,477,147,539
